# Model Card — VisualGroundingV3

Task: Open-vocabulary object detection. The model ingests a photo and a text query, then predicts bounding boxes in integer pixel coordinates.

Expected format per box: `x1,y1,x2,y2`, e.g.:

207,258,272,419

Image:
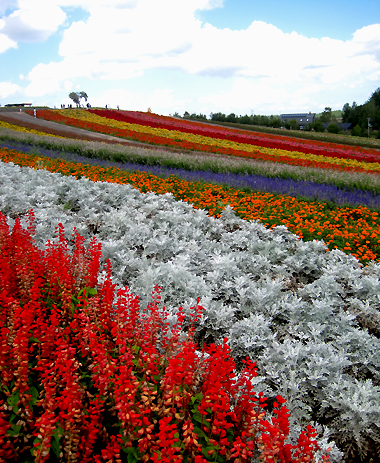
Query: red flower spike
0,211,329,463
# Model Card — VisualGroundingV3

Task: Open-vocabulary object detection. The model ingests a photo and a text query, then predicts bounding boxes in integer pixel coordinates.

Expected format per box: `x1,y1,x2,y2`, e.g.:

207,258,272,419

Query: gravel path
0,110,164,148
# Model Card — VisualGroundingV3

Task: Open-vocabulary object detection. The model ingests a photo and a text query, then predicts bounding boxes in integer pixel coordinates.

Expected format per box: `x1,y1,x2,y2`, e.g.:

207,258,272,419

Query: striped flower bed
30,109,380,174
1,145,380,264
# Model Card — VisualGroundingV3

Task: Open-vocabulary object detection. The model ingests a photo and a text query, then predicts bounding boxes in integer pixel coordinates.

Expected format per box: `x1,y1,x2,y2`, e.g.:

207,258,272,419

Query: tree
342,90,380,133
210,112,226,122
312,120,325,132
239,115,251,125
285,119,299,130
319,107,332,123
327,123,339,134
69,91,88,107
269,116,282,128
226,113,237,123
342,103,351,122
351,124,363,137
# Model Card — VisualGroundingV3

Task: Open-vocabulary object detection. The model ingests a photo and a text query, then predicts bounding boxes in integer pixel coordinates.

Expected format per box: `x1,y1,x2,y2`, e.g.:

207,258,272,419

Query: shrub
313,121,325,132
327,123,340,134
351,124,363,137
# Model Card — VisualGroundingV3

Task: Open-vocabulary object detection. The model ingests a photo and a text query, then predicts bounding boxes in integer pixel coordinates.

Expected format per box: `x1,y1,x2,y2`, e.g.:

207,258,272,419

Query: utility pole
367,118,371,138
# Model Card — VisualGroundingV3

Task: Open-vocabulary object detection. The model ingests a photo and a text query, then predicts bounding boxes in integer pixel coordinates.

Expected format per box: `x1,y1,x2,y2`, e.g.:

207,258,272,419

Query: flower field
1,143,380,264
29,109,380,175
0,119,64,138
88,109,380,163
1,110,380,462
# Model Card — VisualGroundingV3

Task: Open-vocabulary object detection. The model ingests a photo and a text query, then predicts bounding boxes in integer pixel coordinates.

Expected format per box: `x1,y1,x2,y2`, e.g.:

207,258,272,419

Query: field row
1,145,380,264
30,109,380,175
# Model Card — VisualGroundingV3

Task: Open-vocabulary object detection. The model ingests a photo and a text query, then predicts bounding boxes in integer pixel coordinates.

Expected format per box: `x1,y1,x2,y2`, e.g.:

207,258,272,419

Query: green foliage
318,107,333,123
327,123,340,134
351,124,363,137
209,112,282,128
226,113,237,123
313,120,325,132
183,111,207,121
285,119,299,130
342,87,380,133
69,91,88,107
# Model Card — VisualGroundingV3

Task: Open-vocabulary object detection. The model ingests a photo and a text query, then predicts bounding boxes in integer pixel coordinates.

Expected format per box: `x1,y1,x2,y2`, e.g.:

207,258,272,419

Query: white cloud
55,0,138,10
24,78,61,97
0,32,17,53
50,7,380,89
87,87,190,113
0,81,21,98
1,0,66,42
63,79,73,90
3,1,380,113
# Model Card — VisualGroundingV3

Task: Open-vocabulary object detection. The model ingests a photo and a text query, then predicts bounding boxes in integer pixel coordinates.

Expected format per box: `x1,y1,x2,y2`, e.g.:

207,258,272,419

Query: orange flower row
1,146,379,265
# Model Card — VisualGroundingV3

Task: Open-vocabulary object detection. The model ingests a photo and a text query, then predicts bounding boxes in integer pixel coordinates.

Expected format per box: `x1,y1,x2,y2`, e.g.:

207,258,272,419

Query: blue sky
1,0,380,116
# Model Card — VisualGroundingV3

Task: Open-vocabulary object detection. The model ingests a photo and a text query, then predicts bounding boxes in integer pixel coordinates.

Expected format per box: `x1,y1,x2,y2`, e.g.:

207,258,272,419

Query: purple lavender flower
1,140,379,210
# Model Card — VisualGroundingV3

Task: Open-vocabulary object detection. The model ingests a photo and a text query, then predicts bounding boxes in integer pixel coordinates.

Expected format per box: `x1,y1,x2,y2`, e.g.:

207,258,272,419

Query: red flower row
32,110,378,175
0,211,330,463
89,109,380,164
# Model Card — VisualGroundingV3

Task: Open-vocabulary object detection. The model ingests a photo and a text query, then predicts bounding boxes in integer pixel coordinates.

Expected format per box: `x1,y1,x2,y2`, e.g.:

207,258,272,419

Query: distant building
5,103,32,107
280,112,316,129
322,122,352,131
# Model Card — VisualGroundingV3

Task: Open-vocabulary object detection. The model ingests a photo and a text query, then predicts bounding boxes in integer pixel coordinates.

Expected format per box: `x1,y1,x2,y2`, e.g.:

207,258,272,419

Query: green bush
312,120,325,132
351,124,363,137
327,123,340,134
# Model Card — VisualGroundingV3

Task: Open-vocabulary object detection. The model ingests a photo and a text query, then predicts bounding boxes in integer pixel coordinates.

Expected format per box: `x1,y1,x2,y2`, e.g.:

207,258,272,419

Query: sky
0,0,380,117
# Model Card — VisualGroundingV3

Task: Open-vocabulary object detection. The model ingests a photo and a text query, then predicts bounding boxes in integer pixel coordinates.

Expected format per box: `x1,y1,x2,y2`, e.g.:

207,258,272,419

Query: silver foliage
4,161,380,460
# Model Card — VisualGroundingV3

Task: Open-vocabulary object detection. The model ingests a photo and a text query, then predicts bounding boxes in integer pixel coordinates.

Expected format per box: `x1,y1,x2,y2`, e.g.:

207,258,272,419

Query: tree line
178,87,380,137
342,88,380,137
180,110,342,133
180,110,283,128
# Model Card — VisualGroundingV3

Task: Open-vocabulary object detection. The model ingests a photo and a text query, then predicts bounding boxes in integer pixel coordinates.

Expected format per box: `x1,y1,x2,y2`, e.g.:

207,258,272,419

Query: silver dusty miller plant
3,160,380,461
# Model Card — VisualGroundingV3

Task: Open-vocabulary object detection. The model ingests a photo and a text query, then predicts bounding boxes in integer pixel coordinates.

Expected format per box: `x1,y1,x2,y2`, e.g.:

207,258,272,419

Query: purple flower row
2,140,380,210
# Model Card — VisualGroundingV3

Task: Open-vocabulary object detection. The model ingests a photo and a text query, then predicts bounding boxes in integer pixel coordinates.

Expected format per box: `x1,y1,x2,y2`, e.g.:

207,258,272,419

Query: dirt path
0,110,240,161
0,111,168,149
0,111,144,144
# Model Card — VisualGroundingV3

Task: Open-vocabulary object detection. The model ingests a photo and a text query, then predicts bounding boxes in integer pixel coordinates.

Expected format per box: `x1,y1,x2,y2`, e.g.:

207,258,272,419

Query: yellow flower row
56,110,380,173
0,120,64,138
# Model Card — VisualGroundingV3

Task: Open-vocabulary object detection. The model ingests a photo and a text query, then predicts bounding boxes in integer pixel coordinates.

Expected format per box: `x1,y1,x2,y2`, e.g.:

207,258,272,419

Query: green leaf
85,287,97,296
122,446,140,463
202,445,218,458
131,345,141,355
7,390,19,408
33,436,42,449
51,426,63,458
71,295,79,315
192,411,203,423
0,383,9,394
191,392,203,404
7,423,22,437
193,426,207,439
28,386,39,406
